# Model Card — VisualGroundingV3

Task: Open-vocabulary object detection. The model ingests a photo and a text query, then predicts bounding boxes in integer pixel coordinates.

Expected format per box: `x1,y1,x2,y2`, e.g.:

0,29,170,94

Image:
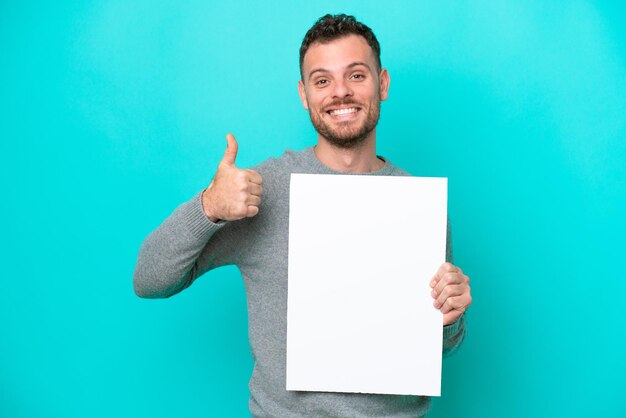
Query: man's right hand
201,133,263,222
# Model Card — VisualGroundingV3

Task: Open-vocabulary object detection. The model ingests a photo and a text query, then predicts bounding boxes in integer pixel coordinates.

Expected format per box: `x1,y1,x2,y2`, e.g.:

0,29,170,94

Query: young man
134,14,472,417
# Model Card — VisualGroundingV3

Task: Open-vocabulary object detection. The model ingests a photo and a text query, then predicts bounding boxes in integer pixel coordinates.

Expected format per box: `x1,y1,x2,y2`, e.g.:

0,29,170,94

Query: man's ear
379,68,390,101
297,79,309,110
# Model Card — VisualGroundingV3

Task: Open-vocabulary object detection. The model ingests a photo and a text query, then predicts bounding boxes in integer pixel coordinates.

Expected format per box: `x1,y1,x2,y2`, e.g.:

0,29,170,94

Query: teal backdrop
2,1,625,417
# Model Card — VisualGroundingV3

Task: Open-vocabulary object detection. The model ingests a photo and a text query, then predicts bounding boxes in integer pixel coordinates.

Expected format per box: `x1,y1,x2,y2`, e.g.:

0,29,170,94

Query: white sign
286,173,447,396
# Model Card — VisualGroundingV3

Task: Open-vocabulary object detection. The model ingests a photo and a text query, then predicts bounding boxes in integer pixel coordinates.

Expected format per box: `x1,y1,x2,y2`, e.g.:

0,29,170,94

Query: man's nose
331,79,353,99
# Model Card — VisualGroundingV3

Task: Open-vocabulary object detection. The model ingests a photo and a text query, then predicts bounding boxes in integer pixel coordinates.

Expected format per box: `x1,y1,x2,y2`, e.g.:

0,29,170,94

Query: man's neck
314,134,384,173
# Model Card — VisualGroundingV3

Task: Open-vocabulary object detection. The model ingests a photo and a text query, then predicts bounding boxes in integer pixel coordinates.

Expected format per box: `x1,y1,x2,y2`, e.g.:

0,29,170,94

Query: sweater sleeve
443,315,466,357
133,191,229,299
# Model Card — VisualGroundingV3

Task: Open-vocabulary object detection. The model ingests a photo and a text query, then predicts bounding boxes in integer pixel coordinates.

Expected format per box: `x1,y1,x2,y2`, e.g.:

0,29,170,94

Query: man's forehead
302,34,376,75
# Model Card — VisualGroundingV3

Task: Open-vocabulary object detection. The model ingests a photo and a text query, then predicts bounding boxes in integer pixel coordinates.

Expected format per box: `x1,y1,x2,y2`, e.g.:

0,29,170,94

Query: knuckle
234,181,246,192
232,202,247,215
248,169,262,180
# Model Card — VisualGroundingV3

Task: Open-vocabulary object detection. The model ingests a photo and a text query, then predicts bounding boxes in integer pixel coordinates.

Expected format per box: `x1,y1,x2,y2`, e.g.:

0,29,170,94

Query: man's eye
315,79,329,86
351,74,365,80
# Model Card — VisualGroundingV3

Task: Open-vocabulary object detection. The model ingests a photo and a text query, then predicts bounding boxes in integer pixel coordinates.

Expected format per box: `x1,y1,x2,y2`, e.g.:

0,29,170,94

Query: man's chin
321,131,370,149
310,112,379,149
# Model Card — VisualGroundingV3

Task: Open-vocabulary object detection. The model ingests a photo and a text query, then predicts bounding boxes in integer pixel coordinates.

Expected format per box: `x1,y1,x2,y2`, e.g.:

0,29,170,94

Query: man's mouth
327,107,360,117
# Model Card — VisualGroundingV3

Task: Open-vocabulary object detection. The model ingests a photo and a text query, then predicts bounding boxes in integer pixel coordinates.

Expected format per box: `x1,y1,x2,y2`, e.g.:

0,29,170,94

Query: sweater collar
303,146,394,176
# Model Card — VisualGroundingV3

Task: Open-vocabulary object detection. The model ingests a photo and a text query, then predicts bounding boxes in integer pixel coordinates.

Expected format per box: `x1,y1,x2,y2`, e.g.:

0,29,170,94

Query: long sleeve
442,315,466,356
133,192,227,298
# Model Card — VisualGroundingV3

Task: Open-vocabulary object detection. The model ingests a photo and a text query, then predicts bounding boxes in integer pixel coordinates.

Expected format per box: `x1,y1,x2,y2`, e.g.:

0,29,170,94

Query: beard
308,98,381,149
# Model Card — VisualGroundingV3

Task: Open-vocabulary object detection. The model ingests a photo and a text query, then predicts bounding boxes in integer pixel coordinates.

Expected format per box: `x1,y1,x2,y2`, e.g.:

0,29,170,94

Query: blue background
2,1,625,417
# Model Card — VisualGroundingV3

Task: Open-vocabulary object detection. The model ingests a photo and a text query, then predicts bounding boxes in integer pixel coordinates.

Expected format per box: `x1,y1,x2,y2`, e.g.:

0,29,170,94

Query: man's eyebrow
307,68,329,81
307,62,373,82
346,61,371,71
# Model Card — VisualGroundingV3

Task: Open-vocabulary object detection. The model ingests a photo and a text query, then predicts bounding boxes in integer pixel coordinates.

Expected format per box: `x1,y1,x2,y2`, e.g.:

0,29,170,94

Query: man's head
298,14,389,149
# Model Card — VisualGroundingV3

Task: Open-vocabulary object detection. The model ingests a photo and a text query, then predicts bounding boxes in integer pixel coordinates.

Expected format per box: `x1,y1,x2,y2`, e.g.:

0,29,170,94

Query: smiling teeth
329,108,358,116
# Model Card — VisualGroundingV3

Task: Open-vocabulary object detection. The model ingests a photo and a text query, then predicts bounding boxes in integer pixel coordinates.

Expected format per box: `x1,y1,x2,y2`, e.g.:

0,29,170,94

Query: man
134,14,472,417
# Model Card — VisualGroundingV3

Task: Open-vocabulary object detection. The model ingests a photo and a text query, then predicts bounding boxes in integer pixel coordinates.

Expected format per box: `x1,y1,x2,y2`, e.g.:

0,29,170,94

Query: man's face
298,34,390,149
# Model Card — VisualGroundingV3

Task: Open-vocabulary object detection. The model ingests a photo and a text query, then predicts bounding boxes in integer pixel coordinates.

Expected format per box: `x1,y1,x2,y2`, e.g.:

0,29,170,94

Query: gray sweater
134,146,465,417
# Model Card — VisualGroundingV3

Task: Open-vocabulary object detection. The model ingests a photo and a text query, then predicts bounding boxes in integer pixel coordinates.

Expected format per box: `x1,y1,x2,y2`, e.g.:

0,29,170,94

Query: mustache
323,99,362,111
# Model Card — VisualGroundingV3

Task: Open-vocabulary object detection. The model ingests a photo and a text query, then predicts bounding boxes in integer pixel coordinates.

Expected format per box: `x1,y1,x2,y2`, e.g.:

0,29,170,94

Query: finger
440,295,471,314
433,284,465,308
246,205,259,217
430,262,457,287
245,169,263,185
221,133,239,166
245,194,261,206
438,262,459,276
248,183,263,196
433,271,467,296
439,290,472,314
443,311,463,326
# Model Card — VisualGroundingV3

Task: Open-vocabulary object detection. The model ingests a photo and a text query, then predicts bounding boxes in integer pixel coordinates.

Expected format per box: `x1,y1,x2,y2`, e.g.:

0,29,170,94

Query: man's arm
133,194,225,298
133,134,263,298
431,262,471,356
435,220,470,355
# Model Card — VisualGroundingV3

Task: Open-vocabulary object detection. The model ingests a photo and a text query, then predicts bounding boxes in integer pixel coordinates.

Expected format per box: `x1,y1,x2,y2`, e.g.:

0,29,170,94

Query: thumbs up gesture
201,134,263,222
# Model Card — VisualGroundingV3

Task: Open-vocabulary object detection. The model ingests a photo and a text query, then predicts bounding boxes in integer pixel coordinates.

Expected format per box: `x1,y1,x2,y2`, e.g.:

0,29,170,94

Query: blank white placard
286,173,447,396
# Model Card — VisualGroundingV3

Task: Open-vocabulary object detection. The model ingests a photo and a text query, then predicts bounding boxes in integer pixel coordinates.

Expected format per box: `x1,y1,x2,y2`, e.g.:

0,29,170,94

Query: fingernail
431,290,437,298
433,301,441,308
430,280,436,287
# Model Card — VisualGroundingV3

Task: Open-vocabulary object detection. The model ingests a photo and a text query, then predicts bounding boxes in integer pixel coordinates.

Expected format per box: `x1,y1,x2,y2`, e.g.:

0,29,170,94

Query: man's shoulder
249,147,316,198
379,157,412,177
253,147,314,176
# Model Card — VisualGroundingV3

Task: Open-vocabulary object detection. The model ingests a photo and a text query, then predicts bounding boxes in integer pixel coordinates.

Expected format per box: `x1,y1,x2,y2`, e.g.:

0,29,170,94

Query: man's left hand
430,262,472,326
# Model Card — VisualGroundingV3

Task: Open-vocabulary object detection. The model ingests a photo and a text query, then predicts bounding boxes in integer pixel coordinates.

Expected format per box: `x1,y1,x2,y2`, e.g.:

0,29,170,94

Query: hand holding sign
430,262,472,326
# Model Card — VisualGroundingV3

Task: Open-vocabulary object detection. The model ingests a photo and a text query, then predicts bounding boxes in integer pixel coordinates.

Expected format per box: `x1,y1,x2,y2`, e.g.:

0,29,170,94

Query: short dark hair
299,14,381,79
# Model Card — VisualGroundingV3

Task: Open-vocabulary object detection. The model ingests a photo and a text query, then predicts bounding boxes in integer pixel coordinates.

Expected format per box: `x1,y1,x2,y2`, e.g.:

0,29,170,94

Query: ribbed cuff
180,191,226,241
443,315,464,340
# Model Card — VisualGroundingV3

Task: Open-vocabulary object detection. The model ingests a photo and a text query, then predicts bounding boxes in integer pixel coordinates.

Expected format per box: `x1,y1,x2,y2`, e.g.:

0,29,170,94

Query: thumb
221,133,238,166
